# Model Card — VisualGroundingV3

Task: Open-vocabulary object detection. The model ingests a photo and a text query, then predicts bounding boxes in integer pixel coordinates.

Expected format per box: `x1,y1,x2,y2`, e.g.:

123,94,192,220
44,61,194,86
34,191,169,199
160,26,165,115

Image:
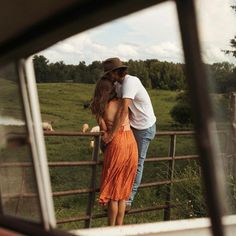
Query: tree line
32,55,236,126
33,55,236,93
33,55,186,90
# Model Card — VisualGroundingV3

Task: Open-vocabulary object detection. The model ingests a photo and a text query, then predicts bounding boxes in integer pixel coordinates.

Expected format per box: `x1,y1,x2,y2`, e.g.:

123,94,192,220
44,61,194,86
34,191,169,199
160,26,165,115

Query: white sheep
42,121,54,131
82,123,89,133
89,126,100,148
90,125,100,133
81,123,100,149
81,124,100,134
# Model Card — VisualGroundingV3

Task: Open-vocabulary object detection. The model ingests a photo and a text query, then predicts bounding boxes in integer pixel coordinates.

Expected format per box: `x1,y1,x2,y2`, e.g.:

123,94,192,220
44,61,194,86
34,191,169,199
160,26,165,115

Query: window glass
0,63,42,222
36,1,206,230
196,0,236,215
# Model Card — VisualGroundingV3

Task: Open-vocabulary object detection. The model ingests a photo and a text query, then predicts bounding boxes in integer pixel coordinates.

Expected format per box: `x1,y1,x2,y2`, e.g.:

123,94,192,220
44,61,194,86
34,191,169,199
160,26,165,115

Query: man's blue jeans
127,123,156,206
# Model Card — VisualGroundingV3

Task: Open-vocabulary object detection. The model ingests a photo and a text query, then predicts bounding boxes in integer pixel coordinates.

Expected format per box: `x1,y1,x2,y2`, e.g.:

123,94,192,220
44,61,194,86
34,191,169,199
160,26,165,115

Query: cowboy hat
102,57,128,76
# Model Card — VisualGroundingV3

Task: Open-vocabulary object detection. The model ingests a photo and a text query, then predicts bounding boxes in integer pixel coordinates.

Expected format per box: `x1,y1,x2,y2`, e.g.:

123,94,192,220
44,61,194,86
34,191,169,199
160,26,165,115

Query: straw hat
102,57,127,76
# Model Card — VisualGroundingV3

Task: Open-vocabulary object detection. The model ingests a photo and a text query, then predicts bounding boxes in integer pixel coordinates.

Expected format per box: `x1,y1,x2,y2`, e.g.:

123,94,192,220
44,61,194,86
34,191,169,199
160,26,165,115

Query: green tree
224,4,236,57
49,61,68,82
209,62,235,93
170,91,193,126
87,61,102,83
33,55,50,83
76,61,90,83
147,61,185,90
127,59,150,88
147,60,162,89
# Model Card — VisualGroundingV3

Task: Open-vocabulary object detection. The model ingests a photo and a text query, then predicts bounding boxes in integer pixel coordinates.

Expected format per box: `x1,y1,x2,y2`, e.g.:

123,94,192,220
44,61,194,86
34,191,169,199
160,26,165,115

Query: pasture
0,79,203,229
37,83,179,131
37,83,202,229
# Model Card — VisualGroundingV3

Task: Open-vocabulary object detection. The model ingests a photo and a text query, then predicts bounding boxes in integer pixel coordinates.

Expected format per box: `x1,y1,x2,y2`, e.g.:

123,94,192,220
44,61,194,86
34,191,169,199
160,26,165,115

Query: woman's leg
108,200,118,226
116,200,126,225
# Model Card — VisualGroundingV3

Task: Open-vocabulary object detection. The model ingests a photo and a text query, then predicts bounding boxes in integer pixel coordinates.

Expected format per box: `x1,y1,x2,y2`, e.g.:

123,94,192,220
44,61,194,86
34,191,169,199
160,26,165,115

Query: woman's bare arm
99,117,107,132
102,98,131,143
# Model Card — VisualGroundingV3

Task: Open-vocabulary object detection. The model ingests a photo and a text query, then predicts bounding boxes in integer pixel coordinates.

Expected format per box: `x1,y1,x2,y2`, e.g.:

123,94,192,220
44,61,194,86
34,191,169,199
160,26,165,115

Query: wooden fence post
85,135,101,228
163,134,176,221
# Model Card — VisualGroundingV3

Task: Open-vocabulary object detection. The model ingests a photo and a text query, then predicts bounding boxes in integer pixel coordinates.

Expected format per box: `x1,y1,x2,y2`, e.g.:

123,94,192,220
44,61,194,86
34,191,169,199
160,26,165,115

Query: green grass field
37,83,179,131
0,80,205,229
36,83,204,230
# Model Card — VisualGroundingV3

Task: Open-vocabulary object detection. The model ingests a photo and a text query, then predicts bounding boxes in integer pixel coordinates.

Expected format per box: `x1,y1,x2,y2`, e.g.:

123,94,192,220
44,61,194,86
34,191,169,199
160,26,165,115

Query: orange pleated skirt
99,129,138,205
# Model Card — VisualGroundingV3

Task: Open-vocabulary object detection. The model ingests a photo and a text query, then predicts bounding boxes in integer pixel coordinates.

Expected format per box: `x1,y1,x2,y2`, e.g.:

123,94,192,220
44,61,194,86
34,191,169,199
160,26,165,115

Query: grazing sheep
90,125,100,133
89,126,100,148
82,123,89,133
81,124,101,149
42,121,54,131
81,124,100,133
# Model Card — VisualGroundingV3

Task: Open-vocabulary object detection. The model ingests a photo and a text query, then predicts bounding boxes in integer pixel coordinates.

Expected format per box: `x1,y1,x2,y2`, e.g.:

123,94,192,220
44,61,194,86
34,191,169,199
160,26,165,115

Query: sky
39,0,236,65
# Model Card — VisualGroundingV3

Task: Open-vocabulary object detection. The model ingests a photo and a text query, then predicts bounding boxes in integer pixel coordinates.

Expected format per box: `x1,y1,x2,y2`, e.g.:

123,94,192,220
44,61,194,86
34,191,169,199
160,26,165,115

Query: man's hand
102,131,113,144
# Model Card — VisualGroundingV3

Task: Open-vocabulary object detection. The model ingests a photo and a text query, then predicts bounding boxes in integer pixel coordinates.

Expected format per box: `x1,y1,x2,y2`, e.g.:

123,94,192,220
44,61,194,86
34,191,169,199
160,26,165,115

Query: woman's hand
102,131,113,144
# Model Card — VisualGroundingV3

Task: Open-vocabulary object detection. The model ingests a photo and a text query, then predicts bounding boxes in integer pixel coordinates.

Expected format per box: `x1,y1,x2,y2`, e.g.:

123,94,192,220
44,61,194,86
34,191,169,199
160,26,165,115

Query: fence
1,129,232,228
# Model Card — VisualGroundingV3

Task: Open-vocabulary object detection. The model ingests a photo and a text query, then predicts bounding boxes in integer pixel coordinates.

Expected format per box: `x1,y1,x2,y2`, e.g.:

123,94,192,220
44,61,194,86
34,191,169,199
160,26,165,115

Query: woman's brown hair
91,78,117,120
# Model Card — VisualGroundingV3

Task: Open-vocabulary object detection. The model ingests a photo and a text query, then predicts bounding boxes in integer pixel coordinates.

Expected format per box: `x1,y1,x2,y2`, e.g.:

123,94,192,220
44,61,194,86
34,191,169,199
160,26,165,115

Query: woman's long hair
91,78,117,120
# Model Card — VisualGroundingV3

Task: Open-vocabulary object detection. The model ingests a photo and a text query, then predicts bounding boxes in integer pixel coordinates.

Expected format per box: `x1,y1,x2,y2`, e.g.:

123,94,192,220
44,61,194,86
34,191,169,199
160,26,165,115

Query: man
102,57,156,210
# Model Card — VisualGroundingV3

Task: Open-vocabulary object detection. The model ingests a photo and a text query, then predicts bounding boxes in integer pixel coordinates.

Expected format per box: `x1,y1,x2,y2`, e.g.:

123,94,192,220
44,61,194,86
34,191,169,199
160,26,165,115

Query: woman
91,78,138,226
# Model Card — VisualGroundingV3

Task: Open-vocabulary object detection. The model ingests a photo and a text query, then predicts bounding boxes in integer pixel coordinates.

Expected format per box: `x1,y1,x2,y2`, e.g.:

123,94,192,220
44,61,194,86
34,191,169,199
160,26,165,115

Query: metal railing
1,130,230,228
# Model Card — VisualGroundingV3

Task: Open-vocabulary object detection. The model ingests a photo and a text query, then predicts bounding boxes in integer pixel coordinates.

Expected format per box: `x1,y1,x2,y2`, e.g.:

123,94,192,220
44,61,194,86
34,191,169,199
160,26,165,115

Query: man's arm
103,98,131,143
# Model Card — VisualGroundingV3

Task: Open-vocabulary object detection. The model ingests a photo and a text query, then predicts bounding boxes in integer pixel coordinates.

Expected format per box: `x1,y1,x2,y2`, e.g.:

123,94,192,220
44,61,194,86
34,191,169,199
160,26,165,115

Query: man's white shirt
115,74,156,130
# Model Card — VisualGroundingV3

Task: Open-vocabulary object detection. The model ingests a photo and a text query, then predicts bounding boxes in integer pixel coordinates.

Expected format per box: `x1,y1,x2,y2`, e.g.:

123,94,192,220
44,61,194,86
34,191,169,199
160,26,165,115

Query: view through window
196,0,236,217
30,0,236,231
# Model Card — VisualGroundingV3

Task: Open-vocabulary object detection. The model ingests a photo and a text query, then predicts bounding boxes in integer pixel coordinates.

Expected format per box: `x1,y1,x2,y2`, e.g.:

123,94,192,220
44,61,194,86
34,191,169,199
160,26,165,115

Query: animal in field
42,121,54,131
82,123,100,134
82,123,100,149
82,123,89,133
83,100,91,109
90,125,100,133
89,126,100,148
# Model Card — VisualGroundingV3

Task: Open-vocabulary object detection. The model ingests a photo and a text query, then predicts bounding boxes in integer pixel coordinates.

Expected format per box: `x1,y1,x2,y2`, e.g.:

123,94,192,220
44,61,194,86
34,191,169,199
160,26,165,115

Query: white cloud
195,0,236,65
41,48,62,63
150,42,182,56
202,45,231,63
196,0,236,45
116,44,139,58
41,33,109,64
123,1,180,43
38,0,236,65
56,42,76,54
